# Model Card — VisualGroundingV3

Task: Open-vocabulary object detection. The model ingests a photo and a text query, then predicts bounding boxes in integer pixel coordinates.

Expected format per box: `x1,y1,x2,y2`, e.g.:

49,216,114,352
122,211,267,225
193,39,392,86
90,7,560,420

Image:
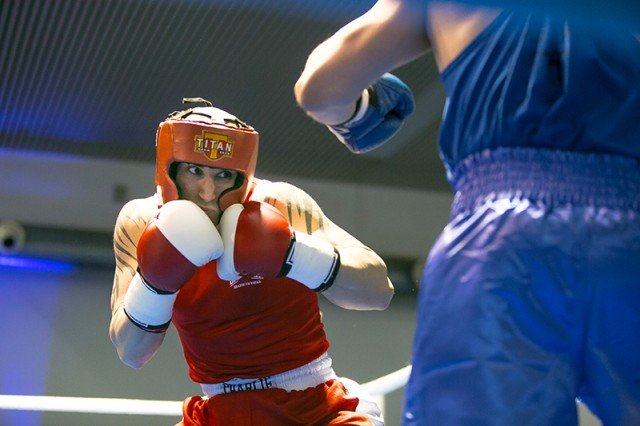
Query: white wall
0,149,452,261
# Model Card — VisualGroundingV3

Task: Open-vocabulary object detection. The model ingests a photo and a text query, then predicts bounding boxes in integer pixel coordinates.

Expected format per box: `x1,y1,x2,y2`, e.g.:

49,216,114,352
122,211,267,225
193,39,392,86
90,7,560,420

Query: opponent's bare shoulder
426,1,501,70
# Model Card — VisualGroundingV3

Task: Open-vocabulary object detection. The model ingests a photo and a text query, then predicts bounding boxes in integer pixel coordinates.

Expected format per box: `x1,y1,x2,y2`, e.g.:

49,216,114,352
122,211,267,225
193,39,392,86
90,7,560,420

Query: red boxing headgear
155,99,259,211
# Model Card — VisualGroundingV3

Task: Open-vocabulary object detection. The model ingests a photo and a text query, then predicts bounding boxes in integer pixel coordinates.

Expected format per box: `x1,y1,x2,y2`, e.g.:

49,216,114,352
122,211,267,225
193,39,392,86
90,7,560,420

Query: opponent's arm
218,182,394,310
294,0,430,126
109,198,223,368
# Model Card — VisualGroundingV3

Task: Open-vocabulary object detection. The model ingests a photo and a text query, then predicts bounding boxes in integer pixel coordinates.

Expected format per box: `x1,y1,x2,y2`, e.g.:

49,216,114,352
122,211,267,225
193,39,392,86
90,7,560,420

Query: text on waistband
222,377,274,394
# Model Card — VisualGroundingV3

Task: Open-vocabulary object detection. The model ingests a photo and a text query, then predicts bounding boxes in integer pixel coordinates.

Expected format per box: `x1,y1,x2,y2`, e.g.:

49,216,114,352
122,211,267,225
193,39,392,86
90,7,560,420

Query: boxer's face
174,162,239,224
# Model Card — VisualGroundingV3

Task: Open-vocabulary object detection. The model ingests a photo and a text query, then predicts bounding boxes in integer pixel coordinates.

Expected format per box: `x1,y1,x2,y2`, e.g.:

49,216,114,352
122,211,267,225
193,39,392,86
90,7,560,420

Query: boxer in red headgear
155,98,259,212
109,98,394,425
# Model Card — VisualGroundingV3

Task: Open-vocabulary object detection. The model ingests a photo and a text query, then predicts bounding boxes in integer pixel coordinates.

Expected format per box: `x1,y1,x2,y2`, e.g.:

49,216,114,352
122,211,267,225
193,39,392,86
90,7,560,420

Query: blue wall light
0,255,75,273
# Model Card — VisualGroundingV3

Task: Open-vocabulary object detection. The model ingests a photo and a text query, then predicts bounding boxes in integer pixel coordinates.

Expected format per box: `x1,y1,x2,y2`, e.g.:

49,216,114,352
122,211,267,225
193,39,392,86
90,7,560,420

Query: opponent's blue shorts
404,148,640,425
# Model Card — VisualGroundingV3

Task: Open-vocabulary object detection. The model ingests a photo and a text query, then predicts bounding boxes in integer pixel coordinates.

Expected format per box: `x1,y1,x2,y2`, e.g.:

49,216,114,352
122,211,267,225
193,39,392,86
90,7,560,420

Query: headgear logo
194,131,234,161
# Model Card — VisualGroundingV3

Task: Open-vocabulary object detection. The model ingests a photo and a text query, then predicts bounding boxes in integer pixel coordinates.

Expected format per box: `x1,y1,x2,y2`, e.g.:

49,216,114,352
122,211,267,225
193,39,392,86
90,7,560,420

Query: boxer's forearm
109,305,166,369
322,246,394,311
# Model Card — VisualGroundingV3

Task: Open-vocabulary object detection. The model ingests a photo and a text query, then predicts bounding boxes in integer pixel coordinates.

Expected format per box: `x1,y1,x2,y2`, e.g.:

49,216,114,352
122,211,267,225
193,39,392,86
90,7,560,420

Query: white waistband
200,353,337,396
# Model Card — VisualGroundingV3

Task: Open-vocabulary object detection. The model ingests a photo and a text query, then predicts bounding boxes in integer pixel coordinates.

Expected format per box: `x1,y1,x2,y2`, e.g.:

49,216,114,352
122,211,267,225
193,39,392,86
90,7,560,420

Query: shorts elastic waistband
449,148,640,214
200,353,337,396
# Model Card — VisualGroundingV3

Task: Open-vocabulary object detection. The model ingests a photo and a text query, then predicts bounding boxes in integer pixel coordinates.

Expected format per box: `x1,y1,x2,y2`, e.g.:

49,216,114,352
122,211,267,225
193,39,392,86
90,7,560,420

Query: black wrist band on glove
279,233,297,278
137,268,176,295
313,248,341,293
123,308,171,333
348,96,363,122
336,87,371,127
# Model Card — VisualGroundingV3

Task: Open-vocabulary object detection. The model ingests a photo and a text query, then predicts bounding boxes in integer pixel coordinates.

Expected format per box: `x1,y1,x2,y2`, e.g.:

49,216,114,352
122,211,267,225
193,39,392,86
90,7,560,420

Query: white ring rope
362,364,412,396
0,365,412,416
0,396,182,416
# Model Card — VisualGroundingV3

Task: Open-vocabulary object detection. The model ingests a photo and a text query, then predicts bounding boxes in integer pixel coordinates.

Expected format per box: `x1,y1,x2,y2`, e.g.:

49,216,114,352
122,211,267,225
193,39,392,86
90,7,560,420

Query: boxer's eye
215,170,236,181
187,165,204,176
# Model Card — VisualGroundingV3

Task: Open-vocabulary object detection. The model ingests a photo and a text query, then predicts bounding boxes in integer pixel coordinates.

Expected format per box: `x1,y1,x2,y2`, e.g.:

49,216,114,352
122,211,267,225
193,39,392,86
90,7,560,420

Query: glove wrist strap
340,87,370,127
284,232,340,292
123,272,177,333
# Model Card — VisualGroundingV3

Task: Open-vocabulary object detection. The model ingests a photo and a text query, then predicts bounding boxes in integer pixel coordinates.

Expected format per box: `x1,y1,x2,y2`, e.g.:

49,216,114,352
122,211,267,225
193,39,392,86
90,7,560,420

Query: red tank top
171,262,330,384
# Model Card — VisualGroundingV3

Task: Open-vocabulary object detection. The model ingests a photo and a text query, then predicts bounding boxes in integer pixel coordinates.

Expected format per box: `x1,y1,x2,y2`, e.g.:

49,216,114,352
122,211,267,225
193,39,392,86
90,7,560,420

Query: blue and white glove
327,73,414,154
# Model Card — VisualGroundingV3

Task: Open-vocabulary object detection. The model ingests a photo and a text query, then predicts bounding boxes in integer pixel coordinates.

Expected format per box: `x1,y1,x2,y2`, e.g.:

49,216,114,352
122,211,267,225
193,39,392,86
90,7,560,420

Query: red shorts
178,379,375,425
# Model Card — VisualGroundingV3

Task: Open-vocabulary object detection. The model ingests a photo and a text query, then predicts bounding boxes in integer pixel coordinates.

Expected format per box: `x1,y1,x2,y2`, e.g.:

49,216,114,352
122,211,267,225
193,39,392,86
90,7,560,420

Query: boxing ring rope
0,365,412,416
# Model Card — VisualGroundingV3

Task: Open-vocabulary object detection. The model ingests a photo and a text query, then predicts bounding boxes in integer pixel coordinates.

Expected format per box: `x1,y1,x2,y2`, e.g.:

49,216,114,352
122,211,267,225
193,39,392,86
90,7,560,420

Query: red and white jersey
171,179,330,384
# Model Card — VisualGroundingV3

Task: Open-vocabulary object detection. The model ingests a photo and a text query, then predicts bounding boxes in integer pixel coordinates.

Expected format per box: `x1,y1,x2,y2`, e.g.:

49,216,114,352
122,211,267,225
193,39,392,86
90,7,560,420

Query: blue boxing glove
327,73,414,154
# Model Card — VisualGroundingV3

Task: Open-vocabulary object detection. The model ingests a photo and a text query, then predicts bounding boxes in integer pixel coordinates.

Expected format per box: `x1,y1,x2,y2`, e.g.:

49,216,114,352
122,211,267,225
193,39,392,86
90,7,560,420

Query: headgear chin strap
155,98,259,211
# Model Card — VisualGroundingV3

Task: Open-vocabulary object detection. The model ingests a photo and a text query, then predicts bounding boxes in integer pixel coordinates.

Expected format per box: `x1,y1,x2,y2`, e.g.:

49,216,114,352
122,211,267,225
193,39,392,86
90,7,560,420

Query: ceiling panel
0,0,450,192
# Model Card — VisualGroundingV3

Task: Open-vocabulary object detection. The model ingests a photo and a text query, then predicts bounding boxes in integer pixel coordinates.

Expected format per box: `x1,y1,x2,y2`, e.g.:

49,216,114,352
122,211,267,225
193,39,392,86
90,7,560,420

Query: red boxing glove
218,201,292,279
218,201,340,291
123,200,223,332
137,200,224,292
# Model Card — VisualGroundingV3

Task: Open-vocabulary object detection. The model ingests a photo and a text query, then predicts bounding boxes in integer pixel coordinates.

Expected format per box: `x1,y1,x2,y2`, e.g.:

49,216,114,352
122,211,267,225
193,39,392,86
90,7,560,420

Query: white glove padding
136,200,224,293
217,202,340,292
151,200,224,267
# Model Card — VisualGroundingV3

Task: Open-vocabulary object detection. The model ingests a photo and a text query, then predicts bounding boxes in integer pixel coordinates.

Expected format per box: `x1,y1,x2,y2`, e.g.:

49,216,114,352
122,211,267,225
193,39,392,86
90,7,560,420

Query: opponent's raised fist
328,73,414,154
217,201,340,292
124,200,224,332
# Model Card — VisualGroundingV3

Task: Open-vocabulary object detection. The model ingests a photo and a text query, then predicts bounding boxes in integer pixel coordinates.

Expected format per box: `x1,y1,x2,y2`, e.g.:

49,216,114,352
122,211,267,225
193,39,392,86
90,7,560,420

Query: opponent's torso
437,10,640,169
170,180,330,384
